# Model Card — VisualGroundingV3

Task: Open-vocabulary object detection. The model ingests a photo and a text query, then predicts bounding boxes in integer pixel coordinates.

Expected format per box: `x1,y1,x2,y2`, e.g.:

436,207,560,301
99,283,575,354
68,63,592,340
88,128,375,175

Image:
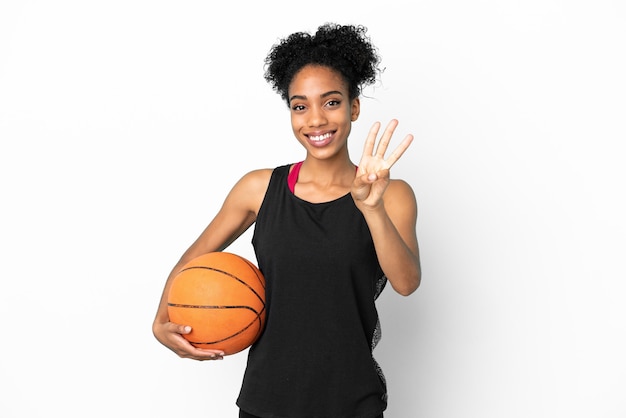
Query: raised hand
351,119,413,210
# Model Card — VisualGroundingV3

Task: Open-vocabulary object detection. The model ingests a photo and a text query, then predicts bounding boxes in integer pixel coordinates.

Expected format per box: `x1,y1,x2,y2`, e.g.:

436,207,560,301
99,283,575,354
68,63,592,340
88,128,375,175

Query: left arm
351,120,421,295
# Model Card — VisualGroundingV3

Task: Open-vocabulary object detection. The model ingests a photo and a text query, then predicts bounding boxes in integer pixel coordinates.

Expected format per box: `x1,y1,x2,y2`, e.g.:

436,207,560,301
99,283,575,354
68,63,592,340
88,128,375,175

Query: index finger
362,121,382,157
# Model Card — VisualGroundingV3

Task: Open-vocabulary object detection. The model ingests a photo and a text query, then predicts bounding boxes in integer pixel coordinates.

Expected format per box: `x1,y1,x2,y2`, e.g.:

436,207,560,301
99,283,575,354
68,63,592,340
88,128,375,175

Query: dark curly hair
264,23,382,106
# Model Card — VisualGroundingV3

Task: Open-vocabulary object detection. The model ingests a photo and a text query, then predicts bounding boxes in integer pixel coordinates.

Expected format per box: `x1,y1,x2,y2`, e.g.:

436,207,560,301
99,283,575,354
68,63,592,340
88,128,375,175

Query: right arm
152,169,272,360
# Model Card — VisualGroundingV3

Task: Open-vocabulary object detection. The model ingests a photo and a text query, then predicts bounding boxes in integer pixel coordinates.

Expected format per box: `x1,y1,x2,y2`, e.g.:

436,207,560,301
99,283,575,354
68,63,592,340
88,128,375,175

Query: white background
1,1,625,417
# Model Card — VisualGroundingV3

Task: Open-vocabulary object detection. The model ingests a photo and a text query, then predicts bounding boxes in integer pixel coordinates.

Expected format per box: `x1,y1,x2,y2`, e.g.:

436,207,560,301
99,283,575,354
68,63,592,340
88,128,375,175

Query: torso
237,164,388,417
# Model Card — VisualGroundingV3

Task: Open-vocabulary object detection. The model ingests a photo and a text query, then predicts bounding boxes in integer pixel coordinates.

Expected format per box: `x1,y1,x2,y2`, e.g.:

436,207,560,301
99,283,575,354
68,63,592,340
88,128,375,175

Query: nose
307,105,327,127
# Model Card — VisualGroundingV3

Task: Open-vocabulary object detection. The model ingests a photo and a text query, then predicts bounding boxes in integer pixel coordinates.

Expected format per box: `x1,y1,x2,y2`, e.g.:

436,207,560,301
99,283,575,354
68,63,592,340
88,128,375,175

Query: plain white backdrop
1,1,624,417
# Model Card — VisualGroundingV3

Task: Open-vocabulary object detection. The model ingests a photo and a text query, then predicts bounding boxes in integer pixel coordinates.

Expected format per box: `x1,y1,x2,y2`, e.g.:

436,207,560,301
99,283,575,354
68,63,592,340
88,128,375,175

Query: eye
326,99,341,108
291,104,306,112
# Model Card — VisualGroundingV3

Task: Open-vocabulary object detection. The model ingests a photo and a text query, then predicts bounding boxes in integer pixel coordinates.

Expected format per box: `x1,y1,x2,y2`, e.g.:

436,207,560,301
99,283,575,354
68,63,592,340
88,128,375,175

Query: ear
350,97,360,121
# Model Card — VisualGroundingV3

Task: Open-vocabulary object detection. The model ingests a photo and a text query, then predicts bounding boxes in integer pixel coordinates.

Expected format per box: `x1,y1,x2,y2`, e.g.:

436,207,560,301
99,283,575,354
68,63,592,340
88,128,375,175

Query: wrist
356,200,387,218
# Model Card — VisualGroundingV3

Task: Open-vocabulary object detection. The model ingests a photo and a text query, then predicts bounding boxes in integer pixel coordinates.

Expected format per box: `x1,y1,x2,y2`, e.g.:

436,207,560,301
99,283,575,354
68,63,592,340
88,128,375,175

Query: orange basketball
167,252,266,355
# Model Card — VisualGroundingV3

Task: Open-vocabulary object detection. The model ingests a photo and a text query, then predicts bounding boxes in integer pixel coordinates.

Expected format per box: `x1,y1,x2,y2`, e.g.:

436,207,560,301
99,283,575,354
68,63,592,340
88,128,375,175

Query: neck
300,154,356,187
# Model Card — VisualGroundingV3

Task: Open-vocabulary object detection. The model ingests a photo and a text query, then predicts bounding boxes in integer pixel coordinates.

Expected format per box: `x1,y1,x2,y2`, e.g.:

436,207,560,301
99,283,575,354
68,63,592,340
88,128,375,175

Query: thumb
177,324,192,335
354,172,377,188
351,173,374,202
359,169,390,183
376,168,390,181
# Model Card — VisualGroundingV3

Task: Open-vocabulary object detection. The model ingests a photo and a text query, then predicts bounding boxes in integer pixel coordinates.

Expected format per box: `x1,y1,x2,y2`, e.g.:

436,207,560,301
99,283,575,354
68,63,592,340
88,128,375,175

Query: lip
305,131,335,148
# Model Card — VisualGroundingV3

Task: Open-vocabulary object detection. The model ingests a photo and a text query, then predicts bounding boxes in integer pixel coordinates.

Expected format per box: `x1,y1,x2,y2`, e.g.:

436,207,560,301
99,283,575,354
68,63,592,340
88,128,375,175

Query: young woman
153,23,421,418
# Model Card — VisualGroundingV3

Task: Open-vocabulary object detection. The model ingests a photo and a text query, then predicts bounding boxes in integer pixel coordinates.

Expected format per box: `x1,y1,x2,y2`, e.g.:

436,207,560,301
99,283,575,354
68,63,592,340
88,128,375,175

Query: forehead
289,65,348,96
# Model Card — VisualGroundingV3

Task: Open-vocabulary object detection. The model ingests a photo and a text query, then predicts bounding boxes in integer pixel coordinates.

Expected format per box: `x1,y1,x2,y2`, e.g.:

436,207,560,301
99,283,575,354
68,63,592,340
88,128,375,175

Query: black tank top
236,164,388,418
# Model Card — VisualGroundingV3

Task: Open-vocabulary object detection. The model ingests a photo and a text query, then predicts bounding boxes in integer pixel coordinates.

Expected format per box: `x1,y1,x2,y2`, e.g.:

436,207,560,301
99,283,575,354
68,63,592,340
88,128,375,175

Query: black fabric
236,164,387,418
240,410,383,418
240,411,383,418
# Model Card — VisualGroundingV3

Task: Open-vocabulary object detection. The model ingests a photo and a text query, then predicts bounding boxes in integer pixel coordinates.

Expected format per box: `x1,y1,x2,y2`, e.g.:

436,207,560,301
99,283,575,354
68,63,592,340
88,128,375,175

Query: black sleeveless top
237,164,388,418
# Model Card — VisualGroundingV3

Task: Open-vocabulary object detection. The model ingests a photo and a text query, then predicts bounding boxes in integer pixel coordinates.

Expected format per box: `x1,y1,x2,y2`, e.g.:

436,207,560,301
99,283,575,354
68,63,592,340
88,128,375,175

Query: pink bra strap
288,161,303,193
288,161,358,193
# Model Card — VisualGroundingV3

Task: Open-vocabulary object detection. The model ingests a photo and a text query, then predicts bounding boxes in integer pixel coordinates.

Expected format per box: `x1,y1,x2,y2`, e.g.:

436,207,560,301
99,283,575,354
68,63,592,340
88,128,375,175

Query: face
288,65,360,160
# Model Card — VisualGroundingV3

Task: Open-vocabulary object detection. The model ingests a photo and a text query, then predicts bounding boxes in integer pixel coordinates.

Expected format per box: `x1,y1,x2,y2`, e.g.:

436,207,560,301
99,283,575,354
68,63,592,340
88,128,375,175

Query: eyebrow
289,90,345,104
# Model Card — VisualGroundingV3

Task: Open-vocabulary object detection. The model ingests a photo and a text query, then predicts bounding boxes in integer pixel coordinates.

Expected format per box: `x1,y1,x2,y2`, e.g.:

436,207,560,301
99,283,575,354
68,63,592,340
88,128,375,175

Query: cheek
290,112,305,132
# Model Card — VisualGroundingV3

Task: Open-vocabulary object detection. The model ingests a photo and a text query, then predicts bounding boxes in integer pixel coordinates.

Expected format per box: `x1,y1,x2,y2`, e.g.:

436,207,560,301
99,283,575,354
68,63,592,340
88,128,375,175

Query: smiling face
288,65,360,161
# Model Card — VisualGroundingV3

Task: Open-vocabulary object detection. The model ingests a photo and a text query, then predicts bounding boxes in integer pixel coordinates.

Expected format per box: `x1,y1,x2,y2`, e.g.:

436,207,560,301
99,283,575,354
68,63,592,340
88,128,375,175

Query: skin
152,64,421,361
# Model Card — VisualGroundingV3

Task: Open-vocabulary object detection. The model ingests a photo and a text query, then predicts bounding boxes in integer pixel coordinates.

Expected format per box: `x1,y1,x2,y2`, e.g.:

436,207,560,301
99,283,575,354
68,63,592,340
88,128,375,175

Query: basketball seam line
180,265,265,305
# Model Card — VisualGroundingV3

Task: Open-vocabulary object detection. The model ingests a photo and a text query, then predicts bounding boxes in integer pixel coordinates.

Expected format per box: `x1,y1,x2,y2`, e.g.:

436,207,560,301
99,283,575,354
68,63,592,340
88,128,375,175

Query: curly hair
264,23,382,105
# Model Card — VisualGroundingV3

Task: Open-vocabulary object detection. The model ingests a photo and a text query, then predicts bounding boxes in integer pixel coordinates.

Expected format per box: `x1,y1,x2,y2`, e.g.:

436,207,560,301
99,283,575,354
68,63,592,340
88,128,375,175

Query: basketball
167,252,266,355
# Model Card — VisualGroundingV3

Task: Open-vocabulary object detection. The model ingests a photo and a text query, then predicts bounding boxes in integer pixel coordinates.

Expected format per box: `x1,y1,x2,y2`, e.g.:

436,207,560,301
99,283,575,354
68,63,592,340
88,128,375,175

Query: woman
153,22,421,418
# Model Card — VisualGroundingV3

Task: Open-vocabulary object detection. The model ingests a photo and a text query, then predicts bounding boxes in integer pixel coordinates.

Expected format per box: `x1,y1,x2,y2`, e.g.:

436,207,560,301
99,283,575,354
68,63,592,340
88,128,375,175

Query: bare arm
358,178,421,295
351,120,421,295
152,169,272,360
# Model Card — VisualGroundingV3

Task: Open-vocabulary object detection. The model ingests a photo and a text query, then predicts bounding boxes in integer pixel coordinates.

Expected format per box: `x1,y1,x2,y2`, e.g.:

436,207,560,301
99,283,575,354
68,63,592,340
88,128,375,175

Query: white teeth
310,133,332,142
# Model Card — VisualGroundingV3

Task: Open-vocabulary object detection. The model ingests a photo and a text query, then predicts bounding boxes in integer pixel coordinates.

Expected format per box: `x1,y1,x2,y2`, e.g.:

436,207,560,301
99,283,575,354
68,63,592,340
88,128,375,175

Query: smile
309,132,333,142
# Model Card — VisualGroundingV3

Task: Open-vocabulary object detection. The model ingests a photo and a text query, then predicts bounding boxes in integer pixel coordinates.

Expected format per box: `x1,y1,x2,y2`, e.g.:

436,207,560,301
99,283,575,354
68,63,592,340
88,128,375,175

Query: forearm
361,204,421,296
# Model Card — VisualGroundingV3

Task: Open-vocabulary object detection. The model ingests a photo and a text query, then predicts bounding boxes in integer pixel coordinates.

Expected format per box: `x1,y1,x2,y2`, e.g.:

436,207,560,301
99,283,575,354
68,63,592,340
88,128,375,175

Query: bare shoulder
235,169,273,198
384,179,418,217
386,179,417,202
180,169,274,256
239,168,273,187
227,168,274,216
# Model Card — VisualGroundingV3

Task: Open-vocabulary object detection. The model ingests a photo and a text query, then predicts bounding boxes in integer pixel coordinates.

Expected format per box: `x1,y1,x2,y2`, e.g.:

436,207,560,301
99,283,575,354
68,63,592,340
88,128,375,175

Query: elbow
391,272,421,296
399,288,417,297
397,282,419,297
384,255,421,296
